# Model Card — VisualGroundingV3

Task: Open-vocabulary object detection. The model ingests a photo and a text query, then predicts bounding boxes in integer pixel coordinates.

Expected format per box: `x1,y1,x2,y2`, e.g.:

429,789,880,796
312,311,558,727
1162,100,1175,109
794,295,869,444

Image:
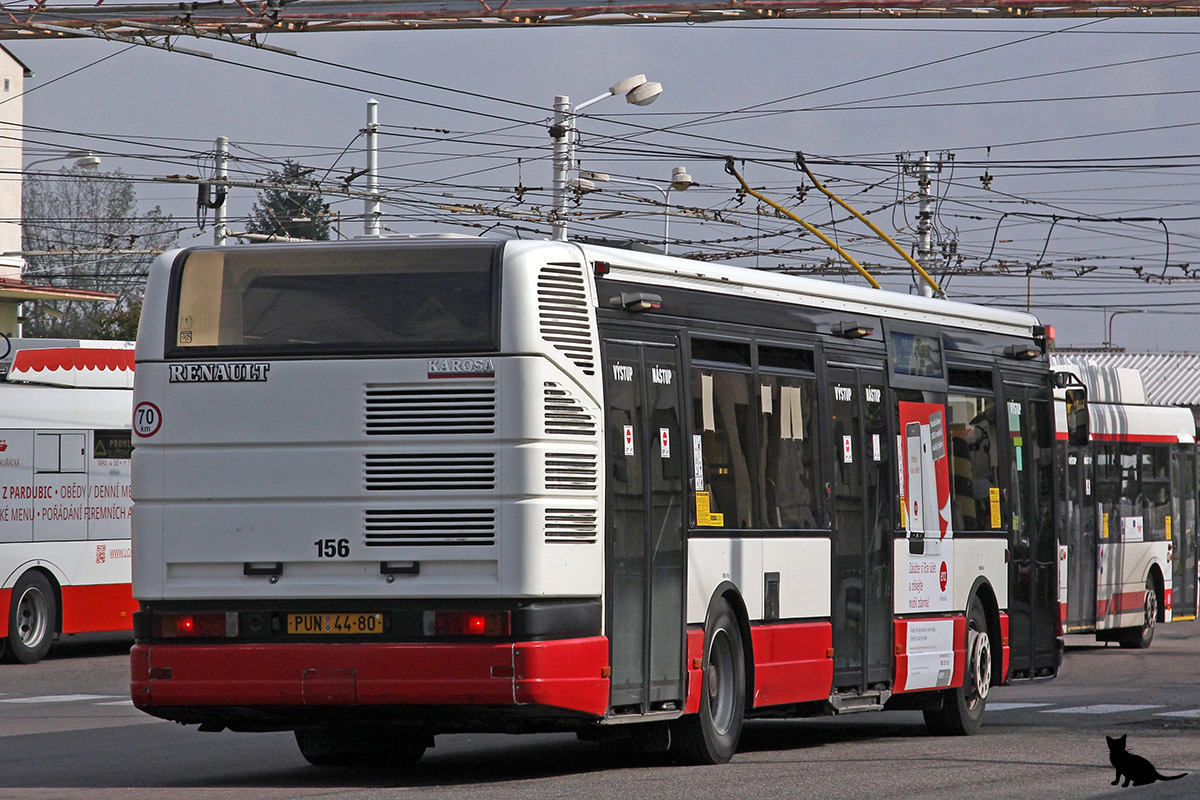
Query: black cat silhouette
1107,734,1188,787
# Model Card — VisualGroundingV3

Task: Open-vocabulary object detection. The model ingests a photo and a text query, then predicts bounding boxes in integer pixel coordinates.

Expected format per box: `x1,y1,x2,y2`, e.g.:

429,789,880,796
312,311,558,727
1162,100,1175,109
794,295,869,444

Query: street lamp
577,166,695,254
1105,309,1146,349
25,150,101,171
550,75,663,242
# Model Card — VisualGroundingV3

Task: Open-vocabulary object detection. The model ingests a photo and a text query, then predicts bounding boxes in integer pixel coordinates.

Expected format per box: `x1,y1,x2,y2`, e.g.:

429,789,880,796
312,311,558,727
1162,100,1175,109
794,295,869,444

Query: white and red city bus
1052,361,1197,648
0,340,135,664
130,238,1065,765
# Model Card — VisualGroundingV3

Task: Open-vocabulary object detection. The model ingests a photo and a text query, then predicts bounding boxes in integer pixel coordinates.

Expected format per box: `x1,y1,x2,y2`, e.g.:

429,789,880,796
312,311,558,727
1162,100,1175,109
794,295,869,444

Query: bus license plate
286,613,384,635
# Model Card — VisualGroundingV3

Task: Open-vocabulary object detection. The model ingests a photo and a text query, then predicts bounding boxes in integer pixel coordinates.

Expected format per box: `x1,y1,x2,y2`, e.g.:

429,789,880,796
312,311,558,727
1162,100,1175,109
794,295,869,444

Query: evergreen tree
21,167,177,339
245,160,331,241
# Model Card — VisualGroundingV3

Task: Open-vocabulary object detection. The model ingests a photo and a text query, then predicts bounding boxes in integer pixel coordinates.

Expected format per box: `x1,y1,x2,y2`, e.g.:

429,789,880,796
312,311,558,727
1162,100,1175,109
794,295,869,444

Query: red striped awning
6,347,135,388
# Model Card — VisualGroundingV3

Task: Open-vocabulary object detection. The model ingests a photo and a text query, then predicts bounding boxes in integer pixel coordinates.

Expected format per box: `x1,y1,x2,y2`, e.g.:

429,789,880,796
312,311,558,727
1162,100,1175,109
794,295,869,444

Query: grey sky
11,16,1200,350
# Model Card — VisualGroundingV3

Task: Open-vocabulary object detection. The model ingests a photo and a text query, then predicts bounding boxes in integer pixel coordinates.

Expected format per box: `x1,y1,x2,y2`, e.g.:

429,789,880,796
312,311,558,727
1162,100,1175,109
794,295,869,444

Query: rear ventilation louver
545,508,598,544
366,453,496,491
546,453,598,491
538,262,597,376
544,382,597,437
364,509,496,547
365,386,496,436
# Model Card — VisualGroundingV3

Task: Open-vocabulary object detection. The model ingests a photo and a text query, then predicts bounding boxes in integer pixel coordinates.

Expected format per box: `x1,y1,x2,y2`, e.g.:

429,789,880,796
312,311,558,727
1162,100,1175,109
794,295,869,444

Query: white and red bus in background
1051,360,1198,648
0,340,136,664
130,238,1066,766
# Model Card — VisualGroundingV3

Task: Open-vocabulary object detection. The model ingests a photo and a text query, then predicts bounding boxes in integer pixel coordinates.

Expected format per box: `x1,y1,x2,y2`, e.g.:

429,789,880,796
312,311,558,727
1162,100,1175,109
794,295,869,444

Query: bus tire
1118,578,1157,649
923,599,990,736
3,571,55,664
670,598,746,765
294,726,429,768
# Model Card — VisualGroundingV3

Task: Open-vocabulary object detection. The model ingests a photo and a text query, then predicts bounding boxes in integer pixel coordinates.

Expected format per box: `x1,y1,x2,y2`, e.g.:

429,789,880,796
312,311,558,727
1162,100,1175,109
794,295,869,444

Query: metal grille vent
365,386,496,436
544,508,598,544
363,508,496,547
544,382,597,437
366,453,496,491
538,262,597,376
545,452,598,491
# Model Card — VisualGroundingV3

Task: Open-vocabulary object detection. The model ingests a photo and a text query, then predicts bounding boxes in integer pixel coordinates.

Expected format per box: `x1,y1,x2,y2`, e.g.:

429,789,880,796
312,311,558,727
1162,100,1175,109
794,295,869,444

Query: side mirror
1065,387,1089,447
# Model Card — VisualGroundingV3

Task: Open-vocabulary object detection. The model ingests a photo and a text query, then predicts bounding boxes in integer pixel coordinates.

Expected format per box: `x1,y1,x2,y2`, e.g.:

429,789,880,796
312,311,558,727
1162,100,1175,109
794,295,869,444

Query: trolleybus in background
130,238,1067,766
0,340,135,664
1052,361,1198,649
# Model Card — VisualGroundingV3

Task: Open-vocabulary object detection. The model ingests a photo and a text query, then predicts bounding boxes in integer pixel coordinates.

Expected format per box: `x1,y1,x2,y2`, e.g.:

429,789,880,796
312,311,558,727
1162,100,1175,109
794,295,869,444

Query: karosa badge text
427,357,495,378
169,363,271,383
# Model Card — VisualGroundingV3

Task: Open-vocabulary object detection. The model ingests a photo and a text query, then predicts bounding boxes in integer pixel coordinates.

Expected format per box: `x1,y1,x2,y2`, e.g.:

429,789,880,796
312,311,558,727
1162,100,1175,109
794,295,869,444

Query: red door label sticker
624,425,634,456
939,561,948,593
660,428,670,458
134,401,162,437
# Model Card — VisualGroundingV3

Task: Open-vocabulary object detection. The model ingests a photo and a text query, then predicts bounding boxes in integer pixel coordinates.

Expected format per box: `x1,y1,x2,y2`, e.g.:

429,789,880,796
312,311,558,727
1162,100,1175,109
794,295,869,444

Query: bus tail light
425,610,511,637
154,612,238,638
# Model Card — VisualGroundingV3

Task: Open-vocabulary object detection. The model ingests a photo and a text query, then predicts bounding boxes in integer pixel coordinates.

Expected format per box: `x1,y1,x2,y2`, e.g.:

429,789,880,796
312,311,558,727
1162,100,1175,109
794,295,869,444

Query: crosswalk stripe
1041,704,1164,714
986,702,1055,711
0,694,119,704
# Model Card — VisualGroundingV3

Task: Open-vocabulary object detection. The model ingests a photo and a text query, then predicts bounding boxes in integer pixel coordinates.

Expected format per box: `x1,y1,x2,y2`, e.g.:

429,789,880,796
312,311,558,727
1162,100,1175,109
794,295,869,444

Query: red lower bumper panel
131,636,611,720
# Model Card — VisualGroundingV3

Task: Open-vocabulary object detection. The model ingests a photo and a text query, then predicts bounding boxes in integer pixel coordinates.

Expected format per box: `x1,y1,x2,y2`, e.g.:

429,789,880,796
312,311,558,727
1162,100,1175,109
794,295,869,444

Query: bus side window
692,368,754,529
947,393,1002,532
758,374,821,530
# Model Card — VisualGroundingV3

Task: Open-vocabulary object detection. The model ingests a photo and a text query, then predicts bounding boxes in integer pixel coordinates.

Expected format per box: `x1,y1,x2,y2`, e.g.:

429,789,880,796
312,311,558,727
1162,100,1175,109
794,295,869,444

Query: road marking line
1041,704,1164,714
0,694,118,704
1156,709,1200,718
985,702,1055,711
95,700,135,706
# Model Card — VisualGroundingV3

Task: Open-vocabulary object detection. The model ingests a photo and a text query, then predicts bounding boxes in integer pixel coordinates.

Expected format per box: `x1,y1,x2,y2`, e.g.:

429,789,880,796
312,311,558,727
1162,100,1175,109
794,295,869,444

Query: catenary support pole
214,136,228,245
365,99,380,237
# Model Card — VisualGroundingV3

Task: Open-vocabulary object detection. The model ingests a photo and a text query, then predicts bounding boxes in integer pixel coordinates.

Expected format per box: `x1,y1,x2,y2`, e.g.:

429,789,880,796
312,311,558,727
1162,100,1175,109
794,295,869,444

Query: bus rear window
168,242,500,356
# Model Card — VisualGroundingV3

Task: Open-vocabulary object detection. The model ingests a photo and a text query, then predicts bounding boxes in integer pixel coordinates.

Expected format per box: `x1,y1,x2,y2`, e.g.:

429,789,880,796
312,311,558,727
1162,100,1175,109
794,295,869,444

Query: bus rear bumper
130,637,611,725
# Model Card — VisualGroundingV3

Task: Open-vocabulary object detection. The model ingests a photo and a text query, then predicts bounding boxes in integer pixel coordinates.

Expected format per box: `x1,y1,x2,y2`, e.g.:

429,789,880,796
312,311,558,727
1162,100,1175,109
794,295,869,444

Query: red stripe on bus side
1100,589,1149,617
1090,433,1185,443
0,588,9,638
684,628,703,714
132,638,611,716
999,613,1010,682
892,616,966,694
749,622,834,708
59,584,137,635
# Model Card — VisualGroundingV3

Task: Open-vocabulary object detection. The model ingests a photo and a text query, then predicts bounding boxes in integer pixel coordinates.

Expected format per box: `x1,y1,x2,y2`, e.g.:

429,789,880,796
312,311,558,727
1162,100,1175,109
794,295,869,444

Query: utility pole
214,136,228,245
915,154,935,298
364,99,380,237
901,152,956,298
550,95,570,242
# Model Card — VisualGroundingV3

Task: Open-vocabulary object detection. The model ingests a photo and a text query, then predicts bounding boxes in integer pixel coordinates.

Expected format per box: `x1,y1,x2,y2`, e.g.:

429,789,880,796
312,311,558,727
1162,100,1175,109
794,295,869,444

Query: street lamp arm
25,150,101,171
1105,309,1146,349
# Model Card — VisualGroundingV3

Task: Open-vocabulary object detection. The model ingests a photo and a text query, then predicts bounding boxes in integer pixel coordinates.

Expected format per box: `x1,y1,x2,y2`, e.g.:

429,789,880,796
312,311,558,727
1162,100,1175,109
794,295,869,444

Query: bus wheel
923,599,990,736
671,598,745,764
294,726,430,768
1118,578,1157,649
3,571,55,664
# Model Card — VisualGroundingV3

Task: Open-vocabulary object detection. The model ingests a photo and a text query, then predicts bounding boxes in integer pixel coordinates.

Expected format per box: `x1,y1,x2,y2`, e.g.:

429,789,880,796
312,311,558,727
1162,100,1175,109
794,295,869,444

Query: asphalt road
2,626,1199,799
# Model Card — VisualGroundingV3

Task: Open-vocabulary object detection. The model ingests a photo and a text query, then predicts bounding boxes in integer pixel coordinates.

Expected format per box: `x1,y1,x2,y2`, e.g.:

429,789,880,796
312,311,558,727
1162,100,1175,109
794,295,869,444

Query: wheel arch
13,566,63,637
966,576,1002,686
1146,563,1166,623
705,581,754,712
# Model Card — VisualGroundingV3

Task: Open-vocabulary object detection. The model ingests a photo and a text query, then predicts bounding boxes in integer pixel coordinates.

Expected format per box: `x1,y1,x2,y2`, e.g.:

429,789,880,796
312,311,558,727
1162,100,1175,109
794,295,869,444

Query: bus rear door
603,338,686,714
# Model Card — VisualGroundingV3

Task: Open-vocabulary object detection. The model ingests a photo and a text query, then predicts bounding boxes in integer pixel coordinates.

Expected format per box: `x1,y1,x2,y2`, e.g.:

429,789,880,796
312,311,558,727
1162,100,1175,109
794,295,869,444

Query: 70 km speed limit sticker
134,401,162,437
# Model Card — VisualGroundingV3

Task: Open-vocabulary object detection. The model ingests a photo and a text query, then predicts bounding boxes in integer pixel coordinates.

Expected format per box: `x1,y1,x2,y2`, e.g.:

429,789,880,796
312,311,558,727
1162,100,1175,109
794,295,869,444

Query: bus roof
563,241,1042,341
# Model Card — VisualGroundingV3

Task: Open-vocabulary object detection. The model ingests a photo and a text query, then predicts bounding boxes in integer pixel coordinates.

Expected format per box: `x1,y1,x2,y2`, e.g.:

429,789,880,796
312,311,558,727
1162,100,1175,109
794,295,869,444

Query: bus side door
603,338,686,714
